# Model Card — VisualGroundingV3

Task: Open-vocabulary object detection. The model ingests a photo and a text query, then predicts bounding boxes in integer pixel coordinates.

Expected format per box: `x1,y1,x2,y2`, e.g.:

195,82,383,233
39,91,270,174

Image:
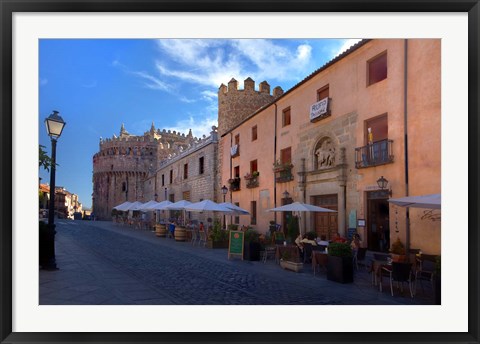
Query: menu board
228,230,244,260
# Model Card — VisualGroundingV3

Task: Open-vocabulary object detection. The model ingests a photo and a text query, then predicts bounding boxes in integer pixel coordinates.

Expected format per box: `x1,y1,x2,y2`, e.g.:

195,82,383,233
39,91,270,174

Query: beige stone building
143,127,219,224
218,39,441,254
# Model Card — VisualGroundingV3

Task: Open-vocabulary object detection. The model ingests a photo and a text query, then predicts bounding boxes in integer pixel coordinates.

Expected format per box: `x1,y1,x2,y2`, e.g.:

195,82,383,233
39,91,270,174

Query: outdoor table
275,245,300,264
312,251,328,276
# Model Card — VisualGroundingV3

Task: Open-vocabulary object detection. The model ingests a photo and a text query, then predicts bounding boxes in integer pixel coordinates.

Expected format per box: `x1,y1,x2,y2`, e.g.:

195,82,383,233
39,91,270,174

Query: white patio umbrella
125,201,144,211
185,200,235,213
139,200,161,211
113,201,132,211
267,202,337,235
165,200,193,226
219,202,250,215
150,200,173,223
388,194,441,209
165,200,192,210
151,200,173,210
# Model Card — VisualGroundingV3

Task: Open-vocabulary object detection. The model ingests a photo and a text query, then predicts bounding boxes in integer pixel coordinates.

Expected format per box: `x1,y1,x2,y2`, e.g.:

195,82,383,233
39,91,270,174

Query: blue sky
39,38,359,209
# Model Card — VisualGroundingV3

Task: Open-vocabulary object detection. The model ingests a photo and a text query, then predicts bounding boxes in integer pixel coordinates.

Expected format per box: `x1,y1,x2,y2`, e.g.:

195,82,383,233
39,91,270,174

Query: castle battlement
217,77,283,136
218,77,280,97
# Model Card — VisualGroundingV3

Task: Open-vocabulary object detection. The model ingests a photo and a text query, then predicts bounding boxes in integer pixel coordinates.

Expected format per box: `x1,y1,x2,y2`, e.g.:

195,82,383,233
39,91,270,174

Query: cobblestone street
40,220,434,305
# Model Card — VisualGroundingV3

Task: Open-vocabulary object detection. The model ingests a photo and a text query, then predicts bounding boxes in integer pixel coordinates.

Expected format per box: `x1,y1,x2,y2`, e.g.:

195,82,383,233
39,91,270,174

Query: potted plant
286,215,300,243
228,177,241,191
280,251,303,272
390,237,407,262
327,242,354,283
207,219,229,248
243,228,261,261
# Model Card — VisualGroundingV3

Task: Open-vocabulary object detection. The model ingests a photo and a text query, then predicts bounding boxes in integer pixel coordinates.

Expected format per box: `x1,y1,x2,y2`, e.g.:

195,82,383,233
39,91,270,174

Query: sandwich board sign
228,230,244,260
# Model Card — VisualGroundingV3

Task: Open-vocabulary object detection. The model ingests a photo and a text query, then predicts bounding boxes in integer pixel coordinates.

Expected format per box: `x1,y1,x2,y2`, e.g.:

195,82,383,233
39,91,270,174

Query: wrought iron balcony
355,139,394,169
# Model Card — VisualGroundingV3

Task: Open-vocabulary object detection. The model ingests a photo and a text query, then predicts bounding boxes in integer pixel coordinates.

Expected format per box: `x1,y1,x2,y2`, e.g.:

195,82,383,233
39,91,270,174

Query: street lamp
41,110,66,270
221,185,228,229
283,190,290,200
377,176,392,196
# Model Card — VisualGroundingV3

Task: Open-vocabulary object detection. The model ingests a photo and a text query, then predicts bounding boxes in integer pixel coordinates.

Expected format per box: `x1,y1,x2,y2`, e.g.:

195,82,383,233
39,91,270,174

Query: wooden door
312,194,338,240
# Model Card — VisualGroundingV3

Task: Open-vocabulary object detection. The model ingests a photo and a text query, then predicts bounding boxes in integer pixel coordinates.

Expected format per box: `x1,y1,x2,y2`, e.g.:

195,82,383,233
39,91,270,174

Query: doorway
367,190,390,252
312,194,338,240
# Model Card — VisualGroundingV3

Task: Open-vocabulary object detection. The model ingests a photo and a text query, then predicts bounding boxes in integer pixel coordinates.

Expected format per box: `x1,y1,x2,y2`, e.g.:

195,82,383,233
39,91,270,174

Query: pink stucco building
219,39,441,254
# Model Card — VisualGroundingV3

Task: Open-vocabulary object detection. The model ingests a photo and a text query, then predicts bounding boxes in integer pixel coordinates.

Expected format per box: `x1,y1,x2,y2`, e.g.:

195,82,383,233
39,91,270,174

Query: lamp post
221,185,228,229
41,110,66,270
377,176,392,196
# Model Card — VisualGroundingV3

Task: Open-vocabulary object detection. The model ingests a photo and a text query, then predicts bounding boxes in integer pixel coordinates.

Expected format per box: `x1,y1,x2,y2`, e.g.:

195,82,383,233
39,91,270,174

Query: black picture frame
1,1,479,343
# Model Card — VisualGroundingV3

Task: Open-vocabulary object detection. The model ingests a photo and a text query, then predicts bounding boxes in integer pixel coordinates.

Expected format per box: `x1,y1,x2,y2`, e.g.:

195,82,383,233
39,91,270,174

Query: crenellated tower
92,123,196,219
217,77,283,136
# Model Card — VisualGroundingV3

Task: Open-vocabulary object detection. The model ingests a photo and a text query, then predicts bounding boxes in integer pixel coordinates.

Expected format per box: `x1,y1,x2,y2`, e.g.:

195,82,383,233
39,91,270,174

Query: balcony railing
355,139,394,168
228,178,241,192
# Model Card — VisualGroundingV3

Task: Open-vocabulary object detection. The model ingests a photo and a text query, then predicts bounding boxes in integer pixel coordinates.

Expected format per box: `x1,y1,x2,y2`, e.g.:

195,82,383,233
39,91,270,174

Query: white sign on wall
310,97,330,122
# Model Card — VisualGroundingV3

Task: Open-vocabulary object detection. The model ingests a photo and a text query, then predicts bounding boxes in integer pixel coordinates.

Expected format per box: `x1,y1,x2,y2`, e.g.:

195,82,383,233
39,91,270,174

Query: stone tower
92,123,195,219
217,77,283,136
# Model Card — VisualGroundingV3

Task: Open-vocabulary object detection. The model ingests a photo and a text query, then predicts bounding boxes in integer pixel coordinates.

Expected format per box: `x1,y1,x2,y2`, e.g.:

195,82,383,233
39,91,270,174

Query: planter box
207,240,229,249
244,241,261,261
280,260,303,272
327,255,354,283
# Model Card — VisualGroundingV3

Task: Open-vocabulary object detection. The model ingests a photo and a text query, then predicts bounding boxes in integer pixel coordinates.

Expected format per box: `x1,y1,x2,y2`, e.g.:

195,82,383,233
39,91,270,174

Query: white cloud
154,39,314,89
331,39,362,58
167,115,218,139
131,71,173,92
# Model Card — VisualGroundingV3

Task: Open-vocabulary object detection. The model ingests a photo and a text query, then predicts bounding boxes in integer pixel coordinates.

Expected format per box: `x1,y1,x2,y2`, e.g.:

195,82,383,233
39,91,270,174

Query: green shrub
244,228,260,242
227,224,239,231
286,215,299,241
208,218,228,241
328,242,353,258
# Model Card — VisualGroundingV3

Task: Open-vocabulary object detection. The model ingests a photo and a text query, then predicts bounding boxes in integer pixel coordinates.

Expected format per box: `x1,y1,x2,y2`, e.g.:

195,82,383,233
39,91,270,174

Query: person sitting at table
316,235,330,246
333,232,347,243
350,233,361,254
301,232,318,246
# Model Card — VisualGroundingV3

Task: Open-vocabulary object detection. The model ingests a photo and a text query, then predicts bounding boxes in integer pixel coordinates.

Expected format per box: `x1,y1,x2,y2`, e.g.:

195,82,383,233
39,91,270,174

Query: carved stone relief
314,137,336,169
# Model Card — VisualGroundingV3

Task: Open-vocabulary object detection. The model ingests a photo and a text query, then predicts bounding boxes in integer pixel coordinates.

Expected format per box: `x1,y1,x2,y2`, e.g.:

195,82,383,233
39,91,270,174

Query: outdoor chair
381,262,414,297
198,230,207,247
261,246,276,263
191,228,199,246
303,243,313,264
415,254,436,294
353,247,368,270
